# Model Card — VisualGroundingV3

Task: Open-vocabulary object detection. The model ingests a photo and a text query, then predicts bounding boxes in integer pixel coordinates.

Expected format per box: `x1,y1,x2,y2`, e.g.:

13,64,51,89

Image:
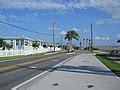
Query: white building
0,36,51,50
0,36,61,57
0,36,33,50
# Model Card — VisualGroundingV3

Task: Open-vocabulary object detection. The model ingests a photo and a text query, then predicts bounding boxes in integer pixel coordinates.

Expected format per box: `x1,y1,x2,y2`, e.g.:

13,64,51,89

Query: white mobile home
1,36,34,50
0,36,61,57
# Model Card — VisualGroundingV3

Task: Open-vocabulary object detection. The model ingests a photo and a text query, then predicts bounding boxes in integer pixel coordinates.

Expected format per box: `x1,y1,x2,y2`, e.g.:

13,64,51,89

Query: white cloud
0,15,5,20
106,37,110,40
95,20,104,25
0,0,67,10
0,0,120,19
83,29,90,33
60,30,66,35
0,14,6,20
95,18,120,25
95,36,110,40
95,36,101,40
116,34,120,39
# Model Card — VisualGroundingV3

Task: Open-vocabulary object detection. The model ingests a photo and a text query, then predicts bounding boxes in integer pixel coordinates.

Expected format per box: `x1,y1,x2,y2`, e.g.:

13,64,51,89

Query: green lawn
0,53,45,62
96,54,120,77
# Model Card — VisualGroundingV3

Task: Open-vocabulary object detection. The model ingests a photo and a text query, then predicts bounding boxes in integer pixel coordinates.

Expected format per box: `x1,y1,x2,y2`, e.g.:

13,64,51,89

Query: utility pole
91,23,93,53
52,22,56,52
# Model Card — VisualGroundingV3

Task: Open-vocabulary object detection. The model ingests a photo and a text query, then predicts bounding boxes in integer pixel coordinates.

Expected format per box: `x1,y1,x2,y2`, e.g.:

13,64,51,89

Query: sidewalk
14,54,120,90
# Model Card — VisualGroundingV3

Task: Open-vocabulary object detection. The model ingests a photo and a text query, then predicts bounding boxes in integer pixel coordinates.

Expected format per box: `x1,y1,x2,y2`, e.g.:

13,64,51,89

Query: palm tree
0,38,12,50
0,38,5,47
65,30,79,52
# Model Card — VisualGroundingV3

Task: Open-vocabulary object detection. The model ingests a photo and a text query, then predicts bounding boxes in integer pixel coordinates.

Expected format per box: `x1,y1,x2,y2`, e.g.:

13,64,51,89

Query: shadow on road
53,65,116,76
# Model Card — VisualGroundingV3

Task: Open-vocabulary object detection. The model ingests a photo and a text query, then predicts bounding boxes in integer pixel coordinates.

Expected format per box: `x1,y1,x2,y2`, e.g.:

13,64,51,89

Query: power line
0,20,52,36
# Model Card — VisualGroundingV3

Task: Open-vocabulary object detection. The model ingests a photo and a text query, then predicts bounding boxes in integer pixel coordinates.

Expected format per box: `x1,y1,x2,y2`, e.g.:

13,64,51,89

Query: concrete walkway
14,54,120,90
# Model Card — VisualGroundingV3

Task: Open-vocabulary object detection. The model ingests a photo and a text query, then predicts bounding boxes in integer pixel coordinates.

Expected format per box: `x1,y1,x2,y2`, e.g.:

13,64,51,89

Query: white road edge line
11,57,72,90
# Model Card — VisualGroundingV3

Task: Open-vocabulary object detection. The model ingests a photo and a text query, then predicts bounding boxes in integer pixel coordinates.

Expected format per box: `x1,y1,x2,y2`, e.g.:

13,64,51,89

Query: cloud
0,14,6,20
83,29,90,33
0,0,67,10
95,20,104,25
95,18,120,25
60,30,66,35
116,34,120,39
95,36,110,40
0,0,120,19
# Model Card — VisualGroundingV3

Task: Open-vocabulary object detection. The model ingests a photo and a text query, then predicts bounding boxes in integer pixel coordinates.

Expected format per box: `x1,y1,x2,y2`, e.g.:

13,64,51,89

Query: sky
0,0,120,46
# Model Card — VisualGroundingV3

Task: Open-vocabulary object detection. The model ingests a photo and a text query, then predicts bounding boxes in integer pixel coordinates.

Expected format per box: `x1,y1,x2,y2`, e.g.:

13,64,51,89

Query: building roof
0,35,35,41
0,35,52,44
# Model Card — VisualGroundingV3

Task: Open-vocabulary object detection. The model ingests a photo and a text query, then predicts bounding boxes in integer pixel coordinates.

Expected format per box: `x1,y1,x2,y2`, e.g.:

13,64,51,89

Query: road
19,54,120,90
0,51,80,90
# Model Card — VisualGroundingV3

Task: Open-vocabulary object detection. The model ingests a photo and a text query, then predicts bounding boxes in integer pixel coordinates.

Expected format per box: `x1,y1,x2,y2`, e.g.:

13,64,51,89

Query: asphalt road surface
0,51,80,90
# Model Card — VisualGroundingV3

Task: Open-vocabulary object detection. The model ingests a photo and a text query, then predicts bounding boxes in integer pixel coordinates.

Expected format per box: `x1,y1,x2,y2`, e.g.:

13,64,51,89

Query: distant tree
65,30,79,52
0,38,5,47
0,38,12,50
65,30,79,43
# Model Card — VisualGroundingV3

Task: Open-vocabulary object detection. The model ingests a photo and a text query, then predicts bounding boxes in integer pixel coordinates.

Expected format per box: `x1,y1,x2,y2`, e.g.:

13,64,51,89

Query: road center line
0,54,65,72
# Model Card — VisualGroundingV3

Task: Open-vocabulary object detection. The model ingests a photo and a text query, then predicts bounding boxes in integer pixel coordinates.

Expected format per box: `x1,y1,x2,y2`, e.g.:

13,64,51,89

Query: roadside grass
0,53,45,62
95,54,120,77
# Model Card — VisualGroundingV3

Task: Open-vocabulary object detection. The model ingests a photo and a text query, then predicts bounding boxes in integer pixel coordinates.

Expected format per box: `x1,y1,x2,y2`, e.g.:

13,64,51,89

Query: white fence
0,47,61,57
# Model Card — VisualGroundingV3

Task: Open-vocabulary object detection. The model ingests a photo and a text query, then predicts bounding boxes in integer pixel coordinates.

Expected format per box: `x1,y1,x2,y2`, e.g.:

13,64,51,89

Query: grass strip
0,53,45,61
95,54,120,77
